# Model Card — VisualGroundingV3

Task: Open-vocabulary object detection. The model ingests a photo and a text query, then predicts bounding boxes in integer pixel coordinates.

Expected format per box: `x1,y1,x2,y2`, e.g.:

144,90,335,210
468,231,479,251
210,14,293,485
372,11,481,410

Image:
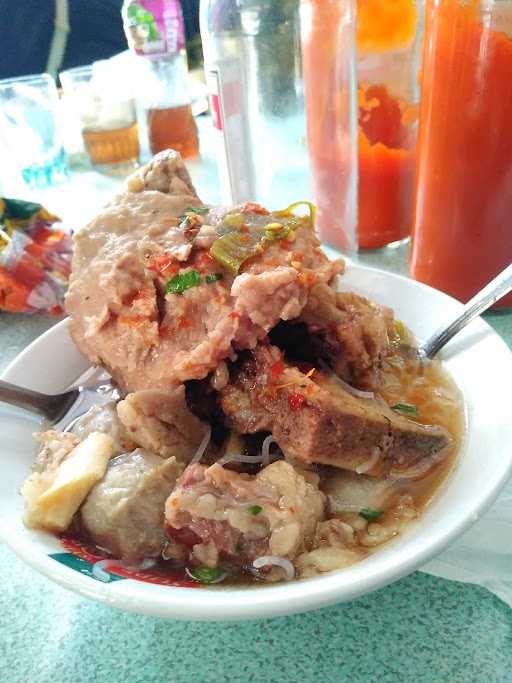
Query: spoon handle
419,262,512,359
0,379,76,420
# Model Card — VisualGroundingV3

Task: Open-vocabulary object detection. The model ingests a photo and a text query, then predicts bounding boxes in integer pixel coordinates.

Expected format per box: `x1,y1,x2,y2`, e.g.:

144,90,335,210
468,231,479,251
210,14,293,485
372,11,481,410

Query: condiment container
356,0,423,250
122,0,199,159
410,0,512,307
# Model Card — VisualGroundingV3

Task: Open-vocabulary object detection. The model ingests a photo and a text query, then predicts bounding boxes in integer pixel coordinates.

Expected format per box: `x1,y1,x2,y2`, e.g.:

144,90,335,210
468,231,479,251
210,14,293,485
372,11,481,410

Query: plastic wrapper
421,480,512,608
0,198,72,314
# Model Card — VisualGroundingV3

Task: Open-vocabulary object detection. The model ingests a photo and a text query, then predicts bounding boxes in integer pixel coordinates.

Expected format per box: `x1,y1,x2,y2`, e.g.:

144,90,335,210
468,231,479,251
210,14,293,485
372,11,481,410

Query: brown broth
378,351,465,509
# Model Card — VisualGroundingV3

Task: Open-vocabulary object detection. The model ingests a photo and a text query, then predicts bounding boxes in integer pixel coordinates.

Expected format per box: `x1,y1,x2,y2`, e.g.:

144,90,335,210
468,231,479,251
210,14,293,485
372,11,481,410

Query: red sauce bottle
356,0,422,250
410,0,512,307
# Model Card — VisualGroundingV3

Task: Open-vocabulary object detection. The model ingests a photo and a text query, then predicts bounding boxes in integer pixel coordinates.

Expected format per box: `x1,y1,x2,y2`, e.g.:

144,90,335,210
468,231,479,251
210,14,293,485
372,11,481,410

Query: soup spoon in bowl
418,261,512,359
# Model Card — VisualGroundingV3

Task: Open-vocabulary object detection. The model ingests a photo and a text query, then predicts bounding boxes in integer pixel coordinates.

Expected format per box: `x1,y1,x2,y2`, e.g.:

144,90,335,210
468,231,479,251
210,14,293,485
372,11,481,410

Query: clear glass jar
356,0,423,250
410,0,512,306
301,0,358,254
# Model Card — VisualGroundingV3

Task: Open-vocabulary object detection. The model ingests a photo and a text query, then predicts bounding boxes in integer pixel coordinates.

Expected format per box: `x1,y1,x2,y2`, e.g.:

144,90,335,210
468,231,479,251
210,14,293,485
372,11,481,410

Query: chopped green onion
205,273,223,284
394,319,407,342
185,206,209,215
166,269,201,295
359,508,383,522
391,402,418,416
210,201,314,274
187,566,226,584
210,230,261,275
264,224,290,241
223,212,246,228
247,505,263,516
273,200,317,226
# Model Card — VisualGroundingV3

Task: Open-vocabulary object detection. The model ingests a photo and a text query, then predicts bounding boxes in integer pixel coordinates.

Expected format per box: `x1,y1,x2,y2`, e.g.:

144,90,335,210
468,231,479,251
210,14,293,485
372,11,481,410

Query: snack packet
0,198,72,314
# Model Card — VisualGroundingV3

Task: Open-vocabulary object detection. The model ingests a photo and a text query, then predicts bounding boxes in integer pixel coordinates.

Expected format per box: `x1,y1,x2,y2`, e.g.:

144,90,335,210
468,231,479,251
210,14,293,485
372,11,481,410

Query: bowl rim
2,262,512,621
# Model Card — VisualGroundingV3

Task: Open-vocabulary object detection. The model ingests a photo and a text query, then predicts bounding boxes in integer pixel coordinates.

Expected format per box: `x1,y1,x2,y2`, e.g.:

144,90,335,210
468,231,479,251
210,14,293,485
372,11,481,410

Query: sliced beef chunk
298,283,395,389
220,344,450,476
81,449,183,561
165,461,325,577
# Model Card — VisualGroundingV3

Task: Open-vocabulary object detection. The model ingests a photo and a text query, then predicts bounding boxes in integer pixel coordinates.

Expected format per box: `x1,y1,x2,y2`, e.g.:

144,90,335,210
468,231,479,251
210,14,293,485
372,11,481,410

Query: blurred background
0,0,202,78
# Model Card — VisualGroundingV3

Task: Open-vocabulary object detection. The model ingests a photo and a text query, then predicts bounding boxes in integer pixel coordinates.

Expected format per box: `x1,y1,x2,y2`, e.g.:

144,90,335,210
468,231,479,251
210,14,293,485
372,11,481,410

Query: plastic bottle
122,0,199,159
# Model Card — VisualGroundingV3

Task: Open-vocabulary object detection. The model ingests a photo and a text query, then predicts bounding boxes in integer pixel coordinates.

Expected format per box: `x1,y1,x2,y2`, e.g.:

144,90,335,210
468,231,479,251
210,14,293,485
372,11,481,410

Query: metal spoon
1,263,511,423
419,262,512,359
0,378,117,428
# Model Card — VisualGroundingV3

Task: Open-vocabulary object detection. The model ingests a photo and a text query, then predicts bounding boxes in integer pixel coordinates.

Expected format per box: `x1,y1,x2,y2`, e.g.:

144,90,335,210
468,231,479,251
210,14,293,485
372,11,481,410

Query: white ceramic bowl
1,263,512,620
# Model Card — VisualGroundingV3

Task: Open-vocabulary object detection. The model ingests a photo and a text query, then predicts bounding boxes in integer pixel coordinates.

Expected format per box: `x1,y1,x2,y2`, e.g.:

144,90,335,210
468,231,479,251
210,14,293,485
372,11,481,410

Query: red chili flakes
288,392,305,411
298,271,318,286
178,316,192,329
149,253,178,277
242,202,269,215
159,324,171,338
228,312,240,320
195,251,213,269
279,240,293,251
121,289,142,307
117,315,147,327
270,358,285,382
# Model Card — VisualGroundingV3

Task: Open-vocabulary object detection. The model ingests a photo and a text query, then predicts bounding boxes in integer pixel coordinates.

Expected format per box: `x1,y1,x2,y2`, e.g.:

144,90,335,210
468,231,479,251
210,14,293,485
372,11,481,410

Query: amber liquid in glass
82,122,140,169
147,104,199,158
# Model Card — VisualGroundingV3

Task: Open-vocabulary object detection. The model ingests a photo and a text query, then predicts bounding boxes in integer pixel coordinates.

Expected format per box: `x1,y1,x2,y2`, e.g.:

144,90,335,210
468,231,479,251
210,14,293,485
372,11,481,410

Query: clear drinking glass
0,73,68,189
200,0,357,255
60,63,140,175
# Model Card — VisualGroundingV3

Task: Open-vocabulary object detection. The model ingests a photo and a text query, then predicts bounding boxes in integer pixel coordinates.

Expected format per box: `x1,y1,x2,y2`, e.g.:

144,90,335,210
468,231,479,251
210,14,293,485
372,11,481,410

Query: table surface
1,118,512,683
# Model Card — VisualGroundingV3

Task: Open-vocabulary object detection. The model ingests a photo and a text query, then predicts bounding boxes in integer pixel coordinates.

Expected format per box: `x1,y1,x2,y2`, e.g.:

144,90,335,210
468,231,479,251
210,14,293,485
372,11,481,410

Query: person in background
0,0,200,80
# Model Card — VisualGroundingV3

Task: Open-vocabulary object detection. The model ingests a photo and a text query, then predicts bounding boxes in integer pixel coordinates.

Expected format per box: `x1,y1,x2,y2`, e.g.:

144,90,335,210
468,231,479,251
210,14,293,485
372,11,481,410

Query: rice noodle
190,426,212,465
261,435,276,467
92,558,157,582
253,555,295,580
319,360,375,399
327,495,361,514
92,559,119,582
356,447,381,474
218,453,264,466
